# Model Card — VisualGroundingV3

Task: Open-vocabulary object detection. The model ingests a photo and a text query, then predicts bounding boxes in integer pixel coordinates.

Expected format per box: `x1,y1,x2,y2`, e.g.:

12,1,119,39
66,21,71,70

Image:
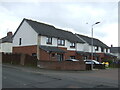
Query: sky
0,0,119,47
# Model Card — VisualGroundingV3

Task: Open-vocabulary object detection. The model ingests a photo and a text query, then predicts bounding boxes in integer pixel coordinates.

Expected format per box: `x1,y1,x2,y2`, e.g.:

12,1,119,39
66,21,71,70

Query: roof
40,46,66,53
104,53,117,58
24,18,85,43
0,35,12,43
76,51,90,56
76,51,99,57
110,47,120,53
76,34,109,48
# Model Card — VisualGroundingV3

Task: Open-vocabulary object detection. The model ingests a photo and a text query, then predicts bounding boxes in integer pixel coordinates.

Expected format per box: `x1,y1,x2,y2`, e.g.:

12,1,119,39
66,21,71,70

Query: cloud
0,1,118,46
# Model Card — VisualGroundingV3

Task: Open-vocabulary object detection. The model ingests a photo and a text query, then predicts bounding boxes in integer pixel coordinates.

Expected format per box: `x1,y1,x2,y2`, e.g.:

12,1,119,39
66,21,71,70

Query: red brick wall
58,47,76,60
58,47,87,61
13,45,37,56
39,48,50,61
76,54,84,60
97,53,105,62
13,46,87,61
37,60,86,70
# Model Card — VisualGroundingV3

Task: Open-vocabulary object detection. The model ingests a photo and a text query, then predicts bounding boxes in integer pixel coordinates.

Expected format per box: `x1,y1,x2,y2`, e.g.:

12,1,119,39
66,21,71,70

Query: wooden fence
2,53,37,66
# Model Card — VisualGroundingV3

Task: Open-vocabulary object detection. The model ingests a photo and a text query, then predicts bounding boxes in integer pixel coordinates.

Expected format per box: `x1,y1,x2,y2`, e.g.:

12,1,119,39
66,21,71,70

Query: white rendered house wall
0,43,12,53
13,21,38,47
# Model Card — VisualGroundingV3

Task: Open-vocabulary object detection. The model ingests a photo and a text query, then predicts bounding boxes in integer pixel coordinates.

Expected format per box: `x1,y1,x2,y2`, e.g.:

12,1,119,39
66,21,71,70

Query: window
70,56,75,59
58,39,65,46
57,54,63,61
70,42,75,48
106,48,108,53
52,53,55,57
32,53,37,57
95,46,99,51
101,47,104,52
46,37,52,44
84,56,88,60
19,38,22,45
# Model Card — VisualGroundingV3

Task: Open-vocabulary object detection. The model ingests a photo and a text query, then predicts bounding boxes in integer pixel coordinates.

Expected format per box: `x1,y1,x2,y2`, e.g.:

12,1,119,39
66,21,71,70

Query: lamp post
91,22,100,70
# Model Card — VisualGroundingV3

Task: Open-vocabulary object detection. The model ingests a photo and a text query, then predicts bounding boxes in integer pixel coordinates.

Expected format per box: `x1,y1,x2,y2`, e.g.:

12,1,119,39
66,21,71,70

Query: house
110,46,120,60
76,34,116,62
12,18,116,62
12,18,86,61
0,32,13,53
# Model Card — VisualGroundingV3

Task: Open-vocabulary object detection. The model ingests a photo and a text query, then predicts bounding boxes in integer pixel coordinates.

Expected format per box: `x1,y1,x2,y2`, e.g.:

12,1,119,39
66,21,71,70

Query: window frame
57,39,65,46
46,37,52,44
95,46,99,51
70,42,75,48
19,38,22,45
106,48,108,53
101,47,104,52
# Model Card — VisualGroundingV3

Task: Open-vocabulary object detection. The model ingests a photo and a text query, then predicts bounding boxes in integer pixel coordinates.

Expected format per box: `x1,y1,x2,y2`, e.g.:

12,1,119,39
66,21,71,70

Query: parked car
84,59,102,65
65,59,79,61
102,62,109,67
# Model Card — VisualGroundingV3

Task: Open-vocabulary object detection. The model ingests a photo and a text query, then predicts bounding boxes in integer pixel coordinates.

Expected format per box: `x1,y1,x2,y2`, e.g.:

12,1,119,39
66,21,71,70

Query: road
2,64,119,88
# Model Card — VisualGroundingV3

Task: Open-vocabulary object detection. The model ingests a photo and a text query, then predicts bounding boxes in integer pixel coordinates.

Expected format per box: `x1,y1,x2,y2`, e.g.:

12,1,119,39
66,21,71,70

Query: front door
57,54,63,61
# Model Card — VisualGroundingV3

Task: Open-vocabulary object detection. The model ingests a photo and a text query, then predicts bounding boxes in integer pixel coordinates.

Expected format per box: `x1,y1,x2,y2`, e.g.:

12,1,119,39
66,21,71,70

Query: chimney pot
111,44,113,47
7,32,12,36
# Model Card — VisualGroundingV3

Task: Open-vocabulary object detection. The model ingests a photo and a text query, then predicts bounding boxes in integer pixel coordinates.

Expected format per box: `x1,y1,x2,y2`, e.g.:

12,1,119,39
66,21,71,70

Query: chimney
111,44,113,47
7,32,12,36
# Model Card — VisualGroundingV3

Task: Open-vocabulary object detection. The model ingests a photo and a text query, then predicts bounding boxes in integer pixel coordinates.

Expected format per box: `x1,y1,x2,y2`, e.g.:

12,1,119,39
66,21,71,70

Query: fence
2,53,37,66
2,52,106,70
2,53,21,64
109,63,120,68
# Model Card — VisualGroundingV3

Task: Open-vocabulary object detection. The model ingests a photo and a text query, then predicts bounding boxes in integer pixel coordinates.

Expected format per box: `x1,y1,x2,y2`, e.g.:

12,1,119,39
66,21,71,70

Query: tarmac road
2,64,119,88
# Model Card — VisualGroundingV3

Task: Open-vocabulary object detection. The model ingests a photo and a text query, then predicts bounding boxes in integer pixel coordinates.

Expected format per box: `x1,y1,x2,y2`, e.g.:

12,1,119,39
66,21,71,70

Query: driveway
2,64,119,88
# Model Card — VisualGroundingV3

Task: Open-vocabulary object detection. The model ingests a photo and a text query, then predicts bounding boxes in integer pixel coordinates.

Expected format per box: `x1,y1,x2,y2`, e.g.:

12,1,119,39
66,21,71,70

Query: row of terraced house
0,18,119,63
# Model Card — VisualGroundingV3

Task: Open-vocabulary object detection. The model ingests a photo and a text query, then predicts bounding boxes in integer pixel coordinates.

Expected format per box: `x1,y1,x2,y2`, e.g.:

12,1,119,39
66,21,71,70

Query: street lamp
91,22,100,70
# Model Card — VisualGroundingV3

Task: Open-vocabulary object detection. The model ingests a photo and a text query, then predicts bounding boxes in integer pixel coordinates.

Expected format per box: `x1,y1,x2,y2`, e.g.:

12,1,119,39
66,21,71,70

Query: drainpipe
37,34,40,60
75,42,77,59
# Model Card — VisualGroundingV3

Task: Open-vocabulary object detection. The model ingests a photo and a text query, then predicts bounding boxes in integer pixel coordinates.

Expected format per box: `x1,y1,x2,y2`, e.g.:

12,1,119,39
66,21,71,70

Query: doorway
57,54,63,61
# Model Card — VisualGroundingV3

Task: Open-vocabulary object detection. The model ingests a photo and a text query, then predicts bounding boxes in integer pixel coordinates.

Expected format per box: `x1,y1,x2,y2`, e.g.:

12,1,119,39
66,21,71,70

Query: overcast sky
0,0,119,47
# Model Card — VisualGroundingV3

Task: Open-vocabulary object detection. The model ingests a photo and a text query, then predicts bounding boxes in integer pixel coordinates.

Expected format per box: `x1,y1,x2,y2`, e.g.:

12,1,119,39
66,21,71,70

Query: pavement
2,64,119,88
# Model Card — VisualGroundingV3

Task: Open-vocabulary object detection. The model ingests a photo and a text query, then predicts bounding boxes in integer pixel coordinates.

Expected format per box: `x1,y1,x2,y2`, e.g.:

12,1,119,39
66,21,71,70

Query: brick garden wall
37,60,86,70
2,52,87,70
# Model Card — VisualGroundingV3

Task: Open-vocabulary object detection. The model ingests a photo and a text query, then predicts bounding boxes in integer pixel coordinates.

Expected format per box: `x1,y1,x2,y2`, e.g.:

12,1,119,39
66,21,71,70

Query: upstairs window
106,48,108,53
19,38,22,45
101,47,104,52
70,42,75,48
58,39,65,46
95,46,99,51
46,37,52,44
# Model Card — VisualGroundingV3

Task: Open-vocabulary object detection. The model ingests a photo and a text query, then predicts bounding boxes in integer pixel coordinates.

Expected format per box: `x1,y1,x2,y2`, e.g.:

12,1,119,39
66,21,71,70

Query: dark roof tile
76,34,109,48
25,19,84,43
40,45,66,53
0,35,12,43
110,47,120,53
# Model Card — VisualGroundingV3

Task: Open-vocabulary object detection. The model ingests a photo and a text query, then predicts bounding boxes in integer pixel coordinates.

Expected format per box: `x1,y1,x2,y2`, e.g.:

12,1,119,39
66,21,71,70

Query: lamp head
95,22,100,24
